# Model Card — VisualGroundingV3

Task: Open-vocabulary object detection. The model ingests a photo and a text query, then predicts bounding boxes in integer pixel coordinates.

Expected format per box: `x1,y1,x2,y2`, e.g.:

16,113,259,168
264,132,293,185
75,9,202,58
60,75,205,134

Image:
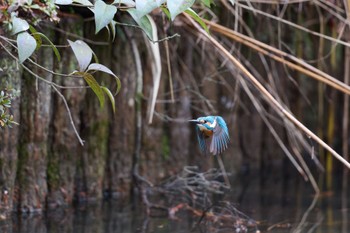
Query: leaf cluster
0,89,19,128
55,0,210,40
0,0,59,26
0,0,212,136
68,39,121,112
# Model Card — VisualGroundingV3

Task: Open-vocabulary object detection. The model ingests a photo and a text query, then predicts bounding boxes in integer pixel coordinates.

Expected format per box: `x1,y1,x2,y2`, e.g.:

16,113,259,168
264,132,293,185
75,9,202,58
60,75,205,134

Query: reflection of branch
293,193,320,233
139,166,259,232
139,217,149,233
342,169,348,233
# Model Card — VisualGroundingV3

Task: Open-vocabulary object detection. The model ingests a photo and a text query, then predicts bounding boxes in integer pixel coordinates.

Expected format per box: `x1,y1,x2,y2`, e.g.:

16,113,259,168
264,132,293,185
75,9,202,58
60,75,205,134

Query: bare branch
51,85,84,146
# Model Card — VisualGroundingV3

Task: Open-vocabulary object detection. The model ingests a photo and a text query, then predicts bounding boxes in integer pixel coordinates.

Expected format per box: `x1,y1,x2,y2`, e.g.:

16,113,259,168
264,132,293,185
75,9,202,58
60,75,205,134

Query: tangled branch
137,166,259,233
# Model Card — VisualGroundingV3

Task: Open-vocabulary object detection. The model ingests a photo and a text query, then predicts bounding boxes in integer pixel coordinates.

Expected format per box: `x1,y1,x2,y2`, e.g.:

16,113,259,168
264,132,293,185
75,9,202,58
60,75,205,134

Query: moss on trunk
16,44,53,212
0,52,22,215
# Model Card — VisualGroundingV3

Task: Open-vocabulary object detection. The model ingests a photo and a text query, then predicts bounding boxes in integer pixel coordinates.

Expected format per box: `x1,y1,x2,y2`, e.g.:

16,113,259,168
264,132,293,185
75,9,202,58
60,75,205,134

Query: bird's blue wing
210,116,230,155
196,126,208,155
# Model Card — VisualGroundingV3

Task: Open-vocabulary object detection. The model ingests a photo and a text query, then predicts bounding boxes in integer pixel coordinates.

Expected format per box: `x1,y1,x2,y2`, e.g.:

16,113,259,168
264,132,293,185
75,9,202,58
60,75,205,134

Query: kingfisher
189,116,230,156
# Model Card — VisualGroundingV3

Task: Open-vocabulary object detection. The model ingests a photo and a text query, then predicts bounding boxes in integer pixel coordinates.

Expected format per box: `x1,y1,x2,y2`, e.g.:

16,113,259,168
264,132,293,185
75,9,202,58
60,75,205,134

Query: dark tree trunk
16,46,53,212
139,45,167,183
47,17,86,207
167,58,192,175
0,52,21,215
104,27,137,197
74,22,110,201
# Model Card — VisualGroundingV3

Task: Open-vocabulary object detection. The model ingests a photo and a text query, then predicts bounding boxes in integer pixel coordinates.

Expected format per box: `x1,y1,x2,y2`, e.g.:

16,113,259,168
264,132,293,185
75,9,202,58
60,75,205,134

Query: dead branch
137,166,260,233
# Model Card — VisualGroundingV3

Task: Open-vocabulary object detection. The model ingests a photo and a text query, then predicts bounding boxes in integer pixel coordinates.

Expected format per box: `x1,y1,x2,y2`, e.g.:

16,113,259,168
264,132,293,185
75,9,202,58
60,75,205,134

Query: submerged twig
139,166,259,232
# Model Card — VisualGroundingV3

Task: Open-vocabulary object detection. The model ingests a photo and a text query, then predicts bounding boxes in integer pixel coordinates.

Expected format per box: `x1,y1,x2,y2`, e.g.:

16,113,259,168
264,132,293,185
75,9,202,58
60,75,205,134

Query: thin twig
0,42,88,89
236,3,350,45
0,41,85,146
162,14,175,103
51,85,85,146
239,75,309,181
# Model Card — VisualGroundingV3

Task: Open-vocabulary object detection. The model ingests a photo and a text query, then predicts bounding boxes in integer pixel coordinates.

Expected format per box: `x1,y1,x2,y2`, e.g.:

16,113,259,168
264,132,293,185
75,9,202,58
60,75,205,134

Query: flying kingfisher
189,116,230,156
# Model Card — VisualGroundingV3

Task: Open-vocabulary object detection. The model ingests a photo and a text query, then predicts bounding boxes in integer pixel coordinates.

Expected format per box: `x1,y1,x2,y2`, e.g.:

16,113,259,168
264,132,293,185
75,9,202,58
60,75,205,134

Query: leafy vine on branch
0,0,211,129
0,88,19,128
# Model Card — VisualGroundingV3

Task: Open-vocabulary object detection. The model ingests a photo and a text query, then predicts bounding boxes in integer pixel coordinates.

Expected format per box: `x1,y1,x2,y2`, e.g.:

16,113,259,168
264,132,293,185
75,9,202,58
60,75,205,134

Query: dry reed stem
184,14,350,170
202,19,350,96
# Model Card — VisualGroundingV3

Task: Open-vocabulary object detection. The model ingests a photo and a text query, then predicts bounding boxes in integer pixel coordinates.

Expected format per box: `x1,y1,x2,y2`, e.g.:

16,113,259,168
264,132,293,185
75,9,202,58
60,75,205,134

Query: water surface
2,168,349,233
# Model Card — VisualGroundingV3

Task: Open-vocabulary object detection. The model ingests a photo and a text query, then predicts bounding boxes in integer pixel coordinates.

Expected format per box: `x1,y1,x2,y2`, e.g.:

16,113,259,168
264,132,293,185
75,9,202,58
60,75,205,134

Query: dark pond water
1,167,349,233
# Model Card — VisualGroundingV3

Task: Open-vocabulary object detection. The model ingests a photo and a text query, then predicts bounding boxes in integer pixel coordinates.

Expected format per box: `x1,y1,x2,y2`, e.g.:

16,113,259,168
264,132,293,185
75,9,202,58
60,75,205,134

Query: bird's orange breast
201,128,213,137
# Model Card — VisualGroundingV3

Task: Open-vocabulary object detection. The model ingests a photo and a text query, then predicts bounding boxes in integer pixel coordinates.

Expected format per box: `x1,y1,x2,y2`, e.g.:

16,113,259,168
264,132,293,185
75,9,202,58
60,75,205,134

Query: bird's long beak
189,119,199,123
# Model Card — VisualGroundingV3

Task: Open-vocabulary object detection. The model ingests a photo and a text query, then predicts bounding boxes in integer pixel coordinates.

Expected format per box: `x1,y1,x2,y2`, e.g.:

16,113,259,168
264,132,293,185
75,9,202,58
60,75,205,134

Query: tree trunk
16,46,53,212
104,27,137,197
47,17,86,207
75,22,110,201
0,52,21,215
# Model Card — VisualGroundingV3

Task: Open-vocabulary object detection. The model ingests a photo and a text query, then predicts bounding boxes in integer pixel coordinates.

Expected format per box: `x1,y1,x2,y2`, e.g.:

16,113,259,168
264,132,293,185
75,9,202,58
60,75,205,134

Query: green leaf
114,74,121,95
17,32,37,63
11,16,29,35
201,0,214,7
55,0,73,4
68,39,93,71
185,8,209,34
167,0,195,21
83,73,105,107
29,25,42,50
87,63,121,95
101,86,116,113
33,32,61,61
92,52,99,64
127,9,154,40
29,4,41,9
93,0,117,34
160,6,171,20
73,0,93,6
109,20,117,41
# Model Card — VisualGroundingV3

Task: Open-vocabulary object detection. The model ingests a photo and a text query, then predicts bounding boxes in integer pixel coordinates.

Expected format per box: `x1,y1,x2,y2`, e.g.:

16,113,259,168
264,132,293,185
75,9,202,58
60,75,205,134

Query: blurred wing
210,117,230,155
196,126,208,155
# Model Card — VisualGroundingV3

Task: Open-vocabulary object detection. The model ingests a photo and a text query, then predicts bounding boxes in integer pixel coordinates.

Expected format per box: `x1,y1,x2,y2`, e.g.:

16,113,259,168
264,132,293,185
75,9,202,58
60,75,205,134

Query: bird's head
189,116,217,131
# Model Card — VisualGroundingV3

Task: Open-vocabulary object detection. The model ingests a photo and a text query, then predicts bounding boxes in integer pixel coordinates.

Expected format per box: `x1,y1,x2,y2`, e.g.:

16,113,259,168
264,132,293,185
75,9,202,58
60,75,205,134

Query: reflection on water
1,168,349,233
